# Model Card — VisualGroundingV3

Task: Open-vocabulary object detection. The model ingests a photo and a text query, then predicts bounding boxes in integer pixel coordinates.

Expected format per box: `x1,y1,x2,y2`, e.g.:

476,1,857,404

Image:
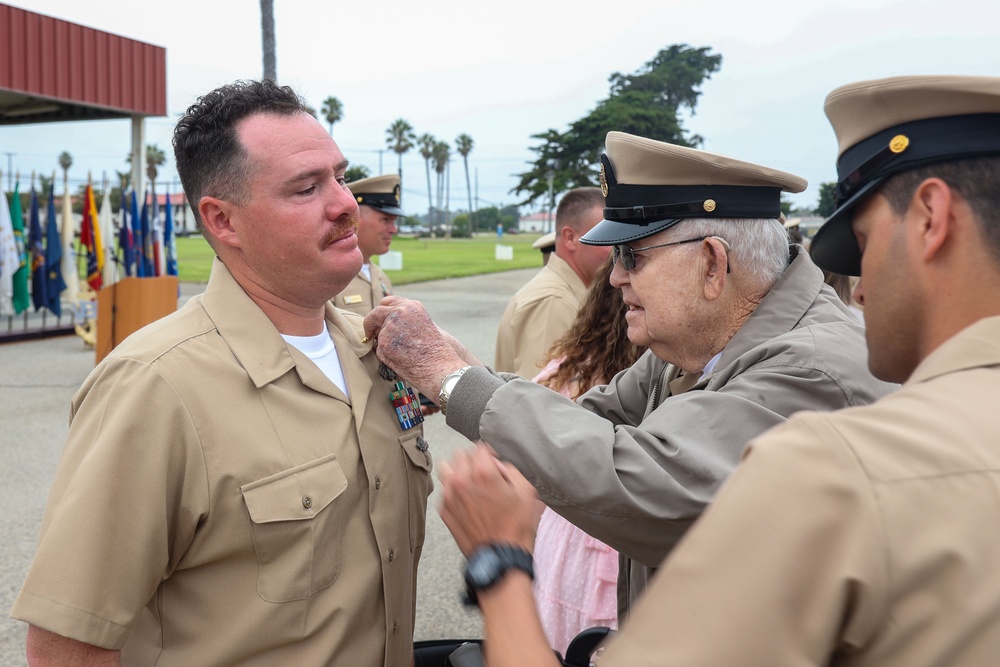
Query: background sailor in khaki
533,230,556,265
10,80,430,667
494,187,609,378
334,173,404,315
365,131,894,612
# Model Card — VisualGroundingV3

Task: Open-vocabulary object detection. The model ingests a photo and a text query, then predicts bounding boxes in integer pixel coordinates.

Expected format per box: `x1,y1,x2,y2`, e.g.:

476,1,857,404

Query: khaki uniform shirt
446,247,895,609
494,253,589,378
334,261,393,316
600,315,1000,666
10,258,431,667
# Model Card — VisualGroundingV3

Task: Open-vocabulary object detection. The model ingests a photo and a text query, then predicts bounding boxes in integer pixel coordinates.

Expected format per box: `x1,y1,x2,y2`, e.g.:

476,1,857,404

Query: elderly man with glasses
365,131,894,617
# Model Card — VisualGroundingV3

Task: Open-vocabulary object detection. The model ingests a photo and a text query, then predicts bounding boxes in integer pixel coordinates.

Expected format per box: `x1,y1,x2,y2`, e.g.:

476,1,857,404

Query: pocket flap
241,453,349,524
399,433,432,472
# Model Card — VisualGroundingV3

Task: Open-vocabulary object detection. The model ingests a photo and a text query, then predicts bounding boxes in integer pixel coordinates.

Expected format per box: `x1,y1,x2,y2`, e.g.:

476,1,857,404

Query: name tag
343,294,363,305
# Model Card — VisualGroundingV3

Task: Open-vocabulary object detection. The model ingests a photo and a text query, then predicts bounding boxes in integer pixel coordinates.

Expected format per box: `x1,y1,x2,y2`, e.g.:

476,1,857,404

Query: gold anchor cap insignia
889,135,910,154
703,199,717,212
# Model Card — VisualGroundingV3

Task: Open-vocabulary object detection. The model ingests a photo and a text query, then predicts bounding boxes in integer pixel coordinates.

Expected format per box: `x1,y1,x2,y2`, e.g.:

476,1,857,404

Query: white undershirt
700,351,724,381
281,321,350,398
360,262,371,281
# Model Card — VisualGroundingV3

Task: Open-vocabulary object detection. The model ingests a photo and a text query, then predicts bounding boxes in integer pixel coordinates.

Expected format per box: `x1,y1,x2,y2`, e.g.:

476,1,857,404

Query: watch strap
463,544,534,607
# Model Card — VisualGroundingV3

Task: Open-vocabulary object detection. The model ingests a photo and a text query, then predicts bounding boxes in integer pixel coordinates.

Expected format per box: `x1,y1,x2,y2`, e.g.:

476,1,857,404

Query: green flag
11,182,29,314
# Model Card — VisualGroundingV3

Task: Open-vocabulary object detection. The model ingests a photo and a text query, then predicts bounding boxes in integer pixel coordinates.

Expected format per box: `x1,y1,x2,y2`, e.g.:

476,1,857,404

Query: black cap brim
580,217,684,246
809,177,884,277
366,204,406,217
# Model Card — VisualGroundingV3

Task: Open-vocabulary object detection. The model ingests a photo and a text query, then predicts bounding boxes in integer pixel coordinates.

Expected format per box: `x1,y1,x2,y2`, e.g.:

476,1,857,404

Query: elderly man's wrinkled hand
363,296,468,397
438,445,542,558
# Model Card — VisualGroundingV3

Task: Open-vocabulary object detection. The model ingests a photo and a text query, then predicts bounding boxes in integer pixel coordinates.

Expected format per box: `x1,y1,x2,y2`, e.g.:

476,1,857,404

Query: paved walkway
0,267,537,665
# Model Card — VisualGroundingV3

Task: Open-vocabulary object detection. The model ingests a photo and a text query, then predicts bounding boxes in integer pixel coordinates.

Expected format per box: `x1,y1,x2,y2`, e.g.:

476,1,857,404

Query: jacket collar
714,245,825,372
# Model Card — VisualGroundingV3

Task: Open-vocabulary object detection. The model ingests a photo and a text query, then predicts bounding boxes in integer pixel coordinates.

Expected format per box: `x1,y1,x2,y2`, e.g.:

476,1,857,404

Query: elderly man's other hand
364,296,471,398
438,445,542,558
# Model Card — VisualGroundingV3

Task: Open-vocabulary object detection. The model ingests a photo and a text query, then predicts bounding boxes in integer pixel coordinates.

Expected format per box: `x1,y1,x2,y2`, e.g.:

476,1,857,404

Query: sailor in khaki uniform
494,187,608,379
436,75,1000,666
365,132,894,613
334,174,404,315
10,80,430,667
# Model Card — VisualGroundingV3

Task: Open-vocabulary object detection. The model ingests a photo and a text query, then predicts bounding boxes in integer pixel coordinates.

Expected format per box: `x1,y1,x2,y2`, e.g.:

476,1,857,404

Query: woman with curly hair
529,257,647,655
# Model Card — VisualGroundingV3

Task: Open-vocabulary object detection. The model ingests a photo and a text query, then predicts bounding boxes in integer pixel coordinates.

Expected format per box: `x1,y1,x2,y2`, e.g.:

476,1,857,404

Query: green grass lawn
176,233,547,284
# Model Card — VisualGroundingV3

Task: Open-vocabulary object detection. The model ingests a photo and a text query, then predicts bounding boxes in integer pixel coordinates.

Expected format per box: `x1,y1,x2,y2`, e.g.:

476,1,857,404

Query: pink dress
530,359,619,655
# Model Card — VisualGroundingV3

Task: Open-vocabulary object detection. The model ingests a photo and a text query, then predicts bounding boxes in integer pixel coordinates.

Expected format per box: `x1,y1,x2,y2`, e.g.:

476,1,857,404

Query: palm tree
260,0,276,80
126,144,168,203
432,140,450,235
418,134,436,225
321,97,343,136
455,133,475,231
385,119,416,183
58,151,73,202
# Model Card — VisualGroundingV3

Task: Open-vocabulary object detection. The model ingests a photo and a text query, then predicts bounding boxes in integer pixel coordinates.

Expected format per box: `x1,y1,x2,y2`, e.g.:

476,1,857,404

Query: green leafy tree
418,134,436,223
386,119,416,183
321,97,343,136
816,182,837,218
455,133,475,230
345,165,371,183
512,44,722,206
451,213,472,238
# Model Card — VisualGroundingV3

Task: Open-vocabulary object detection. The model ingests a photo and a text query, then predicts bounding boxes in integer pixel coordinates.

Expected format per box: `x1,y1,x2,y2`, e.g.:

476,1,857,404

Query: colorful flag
130,189,142,277
99,187,118,286
152,191,164,276
28,184,48,312
119,190,134,277
164,190,178,277
11,181,30,314
59,181,79,307
80,184,104,291
140,193,153,277
0,184,18,315
44,185,66,316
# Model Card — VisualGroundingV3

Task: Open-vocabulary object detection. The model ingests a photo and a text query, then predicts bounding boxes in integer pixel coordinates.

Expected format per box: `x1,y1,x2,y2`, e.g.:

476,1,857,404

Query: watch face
466,549,503,589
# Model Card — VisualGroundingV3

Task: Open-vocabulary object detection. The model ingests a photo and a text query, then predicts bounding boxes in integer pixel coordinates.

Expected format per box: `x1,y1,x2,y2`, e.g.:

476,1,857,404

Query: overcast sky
3,0,999,216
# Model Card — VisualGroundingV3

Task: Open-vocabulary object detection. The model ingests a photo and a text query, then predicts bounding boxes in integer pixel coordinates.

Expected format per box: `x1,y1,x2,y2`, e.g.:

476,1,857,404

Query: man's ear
702,237,729,301
199,196,241,249
911,177,954,264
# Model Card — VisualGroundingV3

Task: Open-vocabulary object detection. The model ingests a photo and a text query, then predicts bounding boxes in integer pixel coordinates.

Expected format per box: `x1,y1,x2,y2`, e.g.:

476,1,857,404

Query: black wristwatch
463,544,534,607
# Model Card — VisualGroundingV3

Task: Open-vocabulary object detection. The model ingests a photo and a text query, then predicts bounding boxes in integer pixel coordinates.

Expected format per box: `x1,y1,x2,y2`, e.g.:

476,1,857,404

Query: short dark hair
173,79,311,233
555,187,604,232
880,156,1000,264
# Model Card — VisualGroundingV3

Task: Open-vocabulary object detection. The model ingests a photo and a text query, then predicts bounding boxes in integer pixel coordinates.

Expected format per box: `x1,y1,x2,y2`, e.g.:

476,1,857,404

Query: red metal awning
0,2,167,124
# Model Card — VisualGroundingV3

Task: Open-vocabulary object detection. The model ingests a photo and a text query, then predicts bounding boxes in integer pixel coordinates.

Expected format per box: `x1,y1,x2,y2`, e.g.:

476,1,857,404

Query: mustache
322,214,359,246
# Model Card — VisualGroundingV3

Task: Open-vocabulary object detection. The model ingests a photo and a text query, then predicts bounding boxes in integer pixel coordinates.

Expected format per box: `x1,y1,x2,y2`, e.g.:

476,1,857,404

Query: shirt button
301,495,313,509
388,549,395,562
375,477,381,490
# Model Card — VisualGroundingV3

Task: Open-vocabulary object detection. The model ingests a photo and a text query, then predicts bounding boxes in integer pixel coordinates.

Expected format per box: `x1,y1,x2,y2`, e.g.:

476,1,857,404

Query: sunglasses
612,235,732,272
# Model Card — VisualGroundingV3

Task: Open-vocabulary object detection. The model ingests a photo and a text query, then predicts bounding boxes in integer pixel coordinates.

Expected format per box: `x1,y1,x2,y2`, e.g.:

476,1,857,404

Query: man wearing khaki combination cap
334,174,403,315
365,130,893,622
431,76,1000,666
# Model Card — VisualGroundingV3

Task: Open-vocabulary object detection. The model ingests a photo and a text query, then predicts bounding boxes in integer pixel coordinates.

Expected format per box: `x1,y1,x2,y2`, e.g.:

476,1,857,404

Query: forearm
479,572,561,667
27,626,121,667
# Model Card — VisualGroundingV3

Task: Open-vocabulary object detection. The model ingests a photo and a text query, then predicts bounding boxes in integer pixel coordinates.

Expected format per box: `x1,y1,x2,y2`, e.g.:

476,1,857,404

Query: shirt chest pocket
241,454,348,603
399,432,433,551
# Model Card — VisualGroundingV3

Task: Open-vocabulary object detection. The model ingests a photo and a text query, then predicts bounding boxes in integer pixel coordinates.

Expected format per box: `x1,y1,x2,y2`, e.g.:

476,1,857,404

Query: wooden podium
96,276,179,364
